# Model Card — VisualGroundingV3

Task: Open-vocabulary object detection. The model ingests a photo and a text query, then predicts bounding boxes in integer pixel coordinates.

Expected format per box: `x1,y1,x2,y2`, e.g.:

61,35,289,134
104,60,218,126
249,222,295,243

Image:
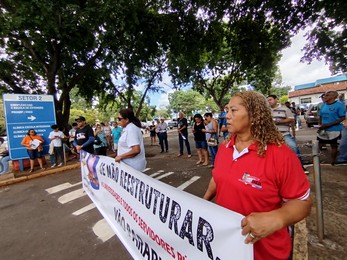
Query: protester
202,112,219,168
220,105,229,140
68,122,79,159
291,102,302,129
267,95,308,173
73,116,95,154
192,114,208,165
48,124,65,167
318,91,346,164
285,101,297,137
21,129,46,173
335,118,347,164
114,109,147,172
156,118,169,153
111,121,122,154
101,122,112,150
177,112,192,158
94,124,108,156
218,107,226,137
0,137,10,174
203,91,312,260
148,121,157,145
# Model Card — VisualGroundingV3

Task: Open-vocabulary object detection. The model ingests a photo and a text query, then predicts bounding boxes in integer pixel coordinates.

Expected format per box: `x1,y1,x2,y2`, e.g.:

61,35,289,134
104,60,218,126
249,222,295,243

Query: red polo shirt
213,135,310,260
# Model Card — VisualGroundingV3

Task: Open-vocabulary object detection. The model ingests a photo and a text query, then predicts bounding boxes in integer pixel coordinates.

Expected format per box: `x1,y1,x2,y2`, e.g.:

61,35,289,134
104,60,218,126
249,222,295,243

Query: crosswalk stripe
155,172,174,180
143,168,151,172
57,188,86,204
149,170,165,177
177,176,201,190
72,203,96,216
45,182,82,194
93,219,115,242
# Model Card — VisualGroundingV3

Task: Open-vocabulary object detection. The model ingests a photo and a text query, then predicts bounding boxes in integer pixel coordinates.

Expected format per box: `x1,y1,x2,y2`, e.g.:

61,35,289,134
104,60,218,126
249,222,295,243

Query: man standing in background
318,91,346,164
111,121,122,155
177,112,191,158
268,95,308,173
73,116,95,154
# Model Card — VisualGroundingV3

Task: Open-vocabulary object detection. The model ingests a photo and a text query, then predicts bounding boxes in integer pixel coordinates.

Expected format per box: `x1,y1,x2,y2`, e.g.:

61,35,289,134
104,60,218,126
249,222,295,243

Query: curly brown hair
233,91,284,156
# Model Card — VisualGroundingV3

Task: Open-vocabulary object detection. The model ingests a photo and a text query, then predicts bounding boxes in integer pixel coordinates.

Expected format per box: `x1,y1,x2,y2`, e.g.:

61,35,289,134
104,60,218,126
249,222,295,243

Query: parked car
304,103,320,127
167,119,178,129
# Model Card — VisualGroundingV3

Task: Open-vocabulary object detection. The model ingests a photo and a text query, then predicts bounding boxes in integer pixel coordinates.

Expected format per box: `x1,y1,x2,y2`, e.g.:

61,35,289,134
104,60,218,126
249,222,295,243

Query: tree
168,90,218,116
0,0,115,128
302,0,347,73
165,0,308,109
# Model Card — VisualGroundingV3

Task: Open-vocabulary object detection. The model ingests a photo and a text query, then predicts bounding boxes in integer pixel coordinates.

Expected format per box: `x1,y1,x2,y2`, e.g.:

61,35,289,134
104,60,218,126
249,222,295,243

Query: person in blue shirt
111,121,122,154
218,107,227,137
318,91,346,164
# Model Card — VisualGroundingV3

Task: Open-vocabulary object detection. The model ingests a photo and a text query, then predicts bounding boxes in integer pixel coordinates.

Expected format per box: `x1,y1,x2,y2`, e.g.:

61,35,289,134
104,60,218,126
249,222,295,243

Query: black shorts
317,134,341,144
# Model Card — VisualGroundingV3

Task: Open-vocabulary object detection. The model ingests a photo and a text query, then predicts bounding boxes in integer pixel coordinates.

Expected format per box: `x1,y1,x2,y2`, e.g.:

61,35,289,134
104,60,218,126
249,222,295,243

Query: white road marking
45,182,82,194
57,188,86,204
143,168,151,172
72,203,96,216
149,170,165,177
93,219,115,242
155,172,174,180
177,176,201,190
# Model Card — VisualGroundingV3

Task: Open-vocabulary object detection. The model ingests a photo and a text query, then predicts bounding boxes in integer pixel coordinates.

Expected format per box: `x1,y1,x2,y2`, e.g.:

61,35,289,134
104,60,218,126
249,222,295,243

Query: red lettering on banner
138,216,176,258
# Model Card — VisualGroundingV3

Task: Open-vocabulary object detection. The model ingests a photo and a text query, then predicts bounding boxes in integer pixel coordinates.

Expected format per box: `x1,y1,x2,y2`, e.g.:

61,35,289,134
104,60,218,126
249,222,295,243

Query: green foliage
302,0,347,73
168,90,218,116
0,99,5,134
1,0,344,128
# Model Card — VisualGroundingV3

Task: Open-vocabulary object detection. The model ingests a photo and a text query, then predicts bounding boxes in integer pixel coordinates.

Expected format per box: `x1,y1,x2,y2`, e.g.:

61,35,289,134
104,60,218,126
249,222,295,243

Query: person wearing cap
48,124,65,167
73,116,95,154
318,91,346,164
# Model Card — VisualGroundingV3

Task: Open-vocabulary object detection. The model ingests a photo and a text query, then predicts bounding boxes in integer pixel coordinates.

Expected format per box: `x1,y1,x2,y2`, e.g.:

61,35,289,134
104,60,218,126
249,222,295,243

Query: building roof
294,74,347,90
289,74,347,98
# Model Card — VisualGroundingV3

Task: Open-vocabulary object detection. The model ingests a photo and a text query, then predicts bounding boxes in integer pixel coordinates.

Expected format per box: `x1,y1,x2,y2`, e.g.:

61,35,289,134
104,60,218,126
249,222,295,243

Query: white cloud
278,30,332,87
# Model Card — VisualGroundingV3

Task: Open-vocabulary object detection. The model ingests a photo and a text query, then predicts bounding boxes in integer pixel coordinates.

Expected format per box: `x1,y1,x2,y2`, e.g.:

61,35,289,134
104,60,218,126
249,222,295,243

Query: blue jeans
208,145,218,166
0,155,10,174
178,134,191,155
336,128,347,162
283,134,303,165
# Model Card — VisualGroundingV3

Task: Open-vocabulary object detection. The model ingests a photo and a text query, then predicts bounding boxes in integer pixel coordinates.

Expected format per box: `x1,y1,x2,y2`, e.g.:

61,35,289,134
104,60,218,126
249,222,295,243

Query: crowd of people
2,89,346,259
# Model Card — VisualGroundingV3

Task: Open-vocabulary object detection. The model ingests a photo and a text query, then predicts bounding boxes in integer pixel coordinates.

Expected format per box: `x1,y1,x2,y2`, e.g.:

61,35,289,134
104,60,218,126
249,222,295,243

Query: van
304,103,320,127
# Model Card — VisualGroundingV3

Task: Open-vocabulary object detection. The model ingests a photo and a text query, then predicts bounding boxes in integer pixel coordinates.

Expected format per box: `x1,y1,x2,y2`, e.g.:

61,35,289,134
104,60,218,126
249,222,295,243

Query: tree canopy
0,0,344,127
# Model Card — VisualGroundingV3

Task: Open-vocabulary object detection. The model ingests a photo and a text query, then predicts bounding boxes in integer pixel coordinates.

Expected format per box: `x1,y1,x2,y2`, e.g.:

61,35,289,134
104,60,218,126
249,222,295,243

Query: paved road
0,129,215,260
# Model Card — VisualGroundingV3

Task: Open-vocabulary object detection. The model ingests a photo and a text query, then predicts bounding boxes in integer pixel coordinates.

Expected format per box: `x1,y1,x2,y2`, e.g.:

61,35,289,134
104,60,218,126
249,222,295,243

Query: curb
0,163,80,187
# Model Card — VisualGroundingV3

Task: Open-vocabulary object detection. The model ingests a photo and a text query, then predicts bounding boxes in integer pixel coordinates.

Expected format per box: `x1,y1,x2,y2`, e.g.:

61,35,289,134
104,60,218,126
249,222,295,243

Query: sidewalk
304,163,347,259
0,158,81,187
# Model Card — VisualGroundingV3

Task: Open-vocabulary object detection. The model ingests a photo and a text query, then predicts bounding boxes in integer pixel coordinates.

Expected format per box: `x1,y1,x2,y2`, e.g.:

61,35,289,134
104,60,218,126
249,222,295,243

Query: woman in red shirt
203,91,312,260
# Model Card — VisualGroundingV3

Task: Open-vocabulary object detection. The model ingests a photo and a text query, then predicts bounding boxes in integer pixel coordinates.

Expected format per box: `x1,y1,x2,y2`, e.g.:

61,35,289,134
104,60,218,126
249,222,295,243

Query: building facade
288,74,347,108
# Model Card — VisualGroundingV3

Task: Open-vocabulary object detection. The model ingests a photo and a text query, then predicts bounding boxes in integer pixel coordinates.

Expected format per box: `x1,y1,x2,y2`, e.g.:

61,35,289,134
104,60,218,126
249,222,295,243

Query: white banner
80,151,253,260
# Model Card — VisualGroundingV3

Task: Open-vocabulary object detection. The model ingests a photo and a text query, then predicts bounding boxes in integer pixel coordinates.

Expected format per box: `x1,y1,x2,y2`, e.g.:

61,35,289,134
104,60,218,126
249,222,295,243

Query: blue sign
3,94,56,160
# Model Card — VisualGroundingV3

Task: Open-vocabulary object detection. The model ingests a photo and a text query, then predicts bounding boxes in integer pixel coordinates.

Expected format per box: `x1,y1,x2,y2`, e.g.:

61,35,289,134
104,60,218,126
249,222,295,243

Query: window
300,97,312,104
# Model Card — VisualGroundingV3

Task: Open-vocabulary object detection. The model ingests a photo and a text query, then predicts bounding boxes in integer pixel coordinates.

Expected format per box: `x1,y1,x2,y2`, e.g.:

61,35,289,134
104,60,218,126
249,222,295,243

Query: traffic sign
3,94,56,160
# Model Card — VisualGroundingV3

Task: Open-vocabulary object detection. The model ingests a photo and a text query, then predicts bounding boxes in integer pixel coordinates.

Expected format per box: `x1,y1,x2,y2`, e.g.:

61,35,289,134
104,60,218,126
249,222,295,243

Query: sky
148,30,333,108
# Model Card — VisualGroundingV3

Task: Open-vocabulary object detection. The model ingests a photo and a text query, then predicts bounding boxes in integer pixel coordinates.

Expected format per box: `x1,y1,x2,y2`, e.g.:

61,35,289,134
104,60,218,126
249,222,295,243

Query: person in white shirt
115,109,146,172
48,124,65,167
157,118,169,153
